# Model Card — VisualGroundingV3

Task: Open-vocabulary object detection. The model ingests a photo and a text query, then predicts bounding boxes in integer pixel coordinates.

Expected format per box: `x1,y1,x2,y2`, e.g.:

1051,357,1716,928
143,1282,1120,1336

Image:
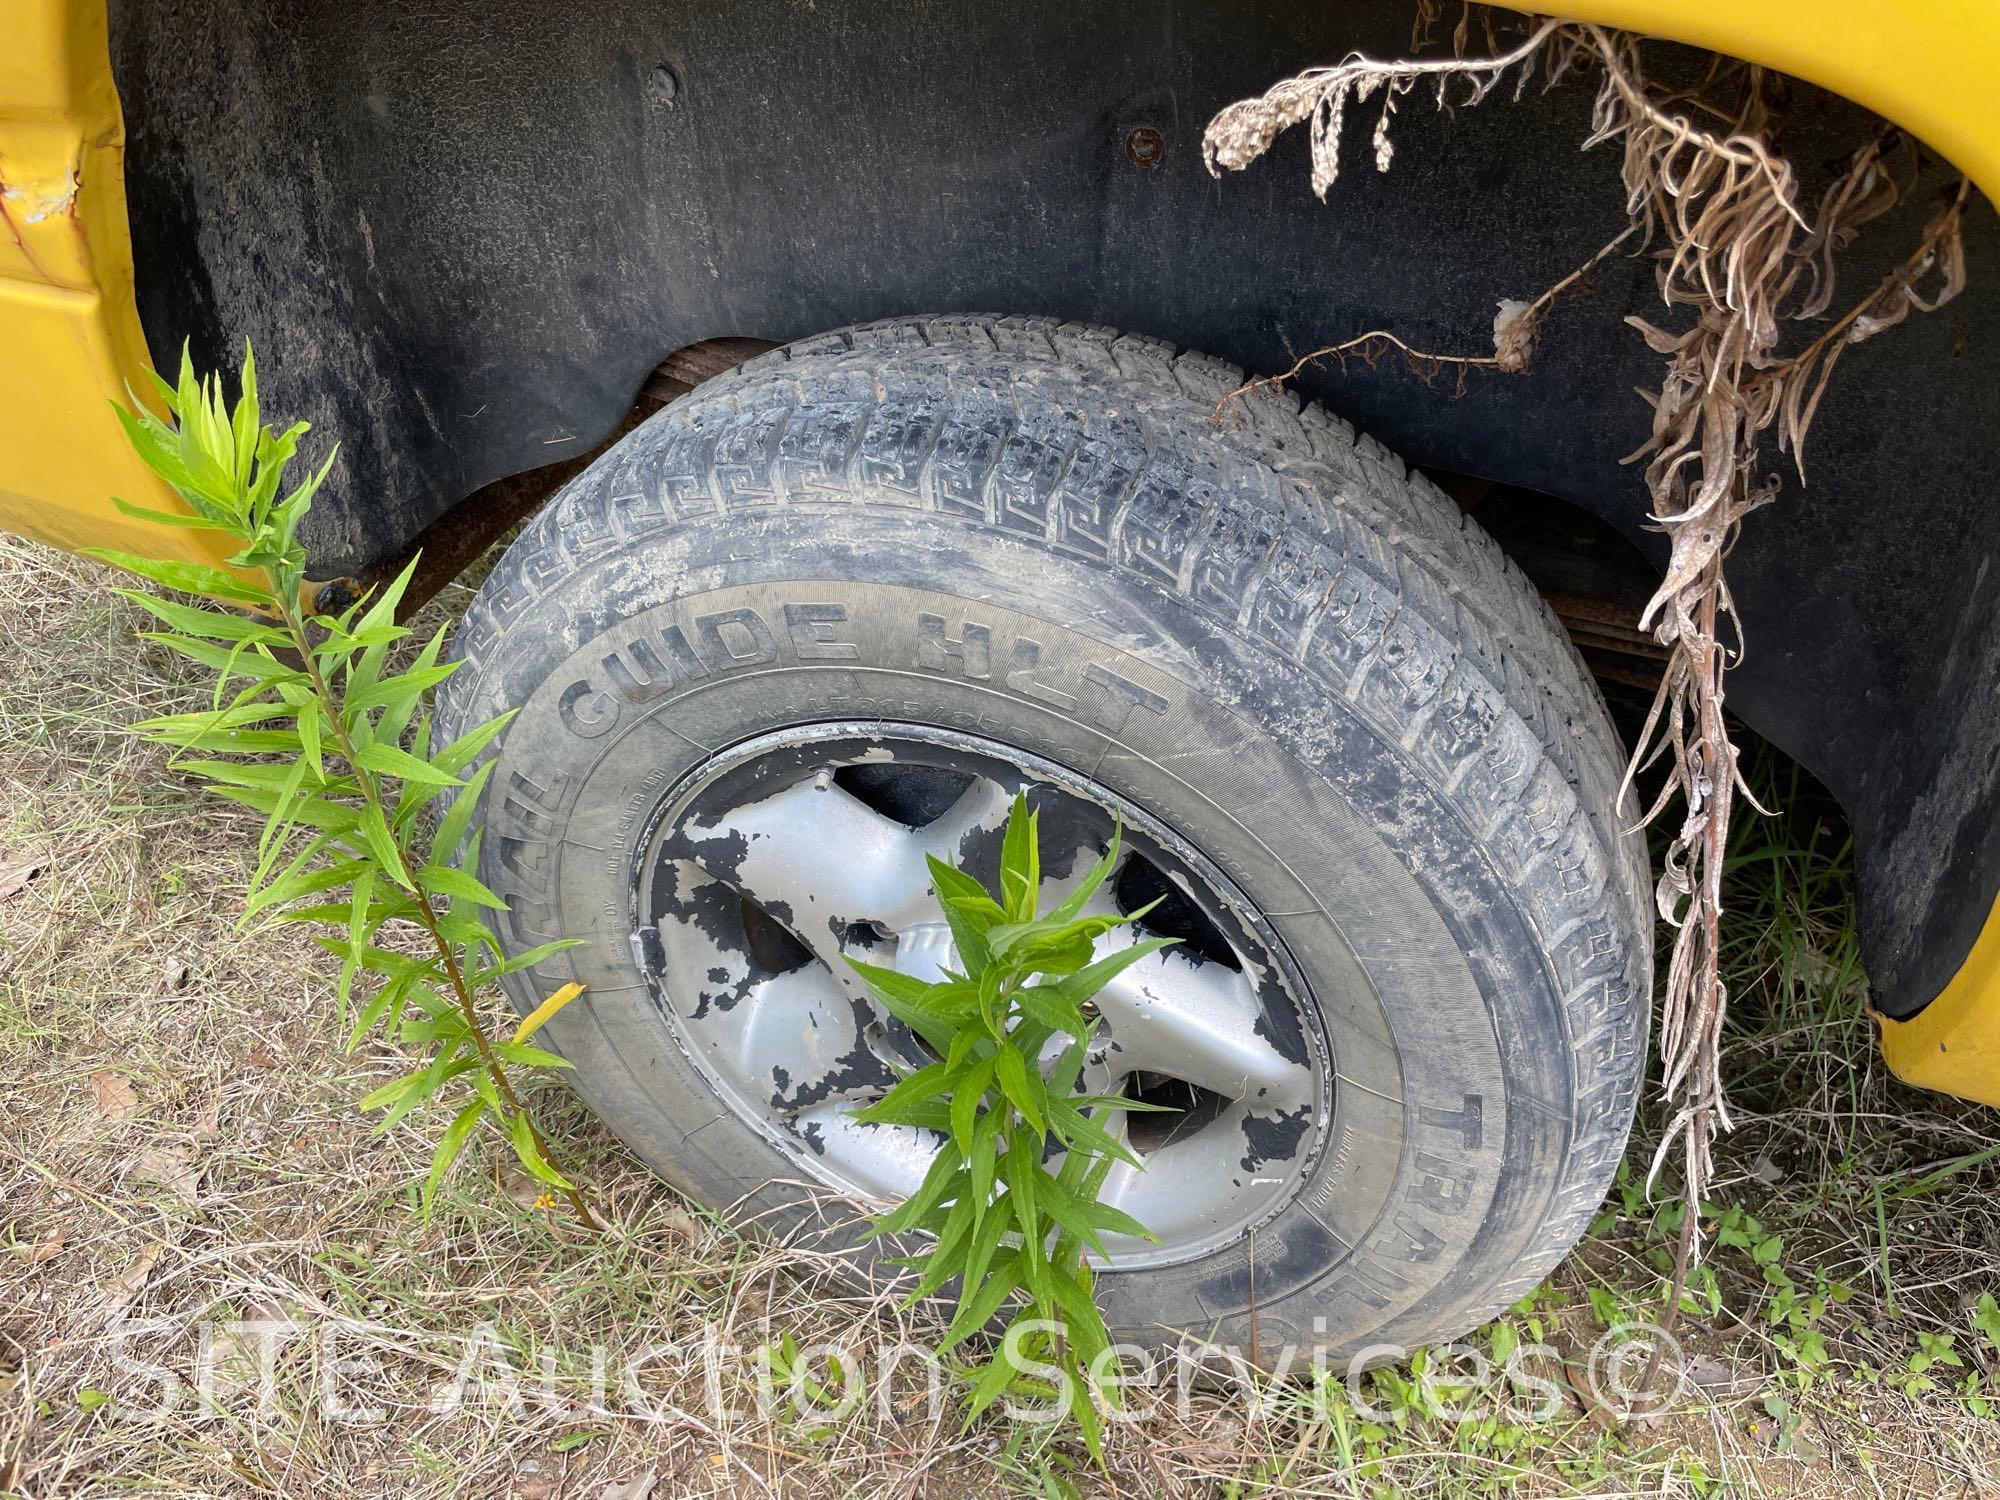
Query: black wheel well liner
109,0,2000,1020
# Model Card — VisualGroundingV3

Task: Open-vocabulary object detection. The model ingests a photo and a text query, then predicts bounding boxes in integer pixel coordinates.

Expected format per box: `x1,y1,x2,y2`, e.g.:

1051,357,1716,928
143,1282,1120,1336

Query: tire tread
438,315,1651,1338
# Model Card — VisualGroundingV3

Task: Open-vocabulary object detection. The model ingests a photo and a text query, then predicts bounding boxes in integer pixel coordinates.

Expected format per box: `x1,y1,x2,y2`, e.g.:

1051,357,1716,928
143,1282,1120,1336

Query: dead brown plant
1201,13,1972,1301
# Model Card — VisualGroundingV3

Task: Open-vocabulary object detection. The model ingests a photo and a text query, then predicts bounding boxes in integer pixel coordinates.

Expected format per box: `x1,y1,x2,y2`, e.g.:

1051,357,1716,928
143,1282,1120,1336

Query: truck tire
432,314,1651,1362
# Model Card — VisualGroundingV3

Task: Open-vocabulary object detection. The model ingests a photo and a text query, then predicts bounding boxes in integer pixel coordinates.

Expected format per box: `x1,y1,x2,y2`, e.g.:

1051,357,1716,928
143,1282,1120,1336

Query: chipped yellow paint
0,0,1997,1101
0,0,229,564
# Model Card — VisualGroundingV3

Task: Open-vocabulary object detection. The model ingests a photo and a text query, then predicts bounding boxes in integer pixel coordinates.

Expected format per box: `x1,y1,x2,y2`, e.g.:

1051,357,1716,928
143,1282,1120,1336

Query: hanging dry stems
1202,14,1971,1291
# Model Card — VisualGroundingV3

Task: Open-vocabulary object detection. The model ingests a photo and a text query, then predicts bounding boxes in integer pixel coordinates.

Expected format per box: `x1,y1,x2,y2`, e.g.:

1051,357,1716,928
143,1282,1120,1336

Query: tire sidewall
466,503,1586,1358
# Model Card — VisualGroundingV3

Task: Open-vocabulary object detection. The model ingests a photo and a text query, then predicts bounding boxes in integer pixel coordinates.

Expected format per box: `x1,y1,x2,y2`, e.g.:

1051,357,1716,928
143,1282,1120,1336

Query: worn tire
433,314,1651,1361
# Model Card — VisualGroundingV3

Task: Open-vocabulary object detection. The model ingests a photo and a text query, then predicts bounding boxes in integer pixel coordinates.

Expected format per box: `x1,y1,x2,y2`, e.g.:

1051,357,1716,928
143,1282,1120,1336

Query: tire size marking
556,601,1171,740
916,611,1169,732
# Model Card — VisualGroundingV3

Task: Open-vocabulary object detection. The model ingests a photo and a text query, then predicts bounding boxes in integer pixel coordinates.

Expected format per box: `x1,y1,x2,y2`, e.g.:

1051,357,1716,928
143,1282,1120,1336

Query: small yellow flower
535,1191,559,1212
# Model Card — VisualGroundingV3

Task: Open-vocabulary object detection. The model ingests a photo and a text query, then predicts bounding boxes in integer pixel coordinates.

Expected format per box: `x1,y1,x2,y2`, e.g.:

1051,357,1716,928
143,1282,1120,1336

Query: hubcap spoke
1097,1100,1308,1247
1089,925,1313,1109
725,968,898,1117
789,1103,938,1203
676,774,1014,977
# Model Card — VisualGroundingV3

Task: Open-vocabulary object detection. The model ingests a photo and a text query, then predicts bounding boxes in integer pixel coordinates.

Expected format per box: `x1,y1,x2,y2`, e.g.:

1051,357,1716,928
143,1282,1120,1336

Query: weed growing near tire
86,345,597,1226
89,343,1168,1450
844,792,1170,1458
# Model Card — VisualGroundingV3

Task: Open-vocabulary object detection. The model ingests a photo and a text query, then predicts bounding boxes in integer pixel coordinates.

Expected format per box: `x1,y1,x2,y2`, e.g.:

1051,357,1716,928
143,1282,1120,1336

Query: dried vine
1202,15,1971,1293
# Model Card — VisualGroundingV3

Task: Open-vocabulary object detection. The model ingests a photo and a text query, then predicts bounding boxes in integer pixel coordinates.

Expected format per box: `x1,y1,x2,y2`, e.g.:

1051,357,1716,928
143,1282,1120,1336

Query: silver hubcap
630,724,1329,1268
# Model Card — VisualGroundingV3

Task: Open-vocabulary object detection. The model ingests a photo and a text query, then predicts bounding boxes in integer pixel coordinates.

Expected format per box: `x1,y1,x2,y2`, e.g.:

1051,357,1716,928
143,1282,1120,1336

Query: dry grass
0,534,1995,1498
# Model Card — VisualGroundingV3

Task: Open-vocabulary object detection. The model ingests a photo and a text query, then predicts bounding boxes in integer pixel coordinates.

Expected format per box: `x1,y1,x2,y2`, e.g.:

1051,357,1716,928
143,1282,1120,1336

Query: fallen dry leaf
131,1143,203,1204
497,1163,545,1209
0,855,44,902
98,1241,163,1316
1684,1353,1760,1397
12,1225,66,1264
89,1070,139,1121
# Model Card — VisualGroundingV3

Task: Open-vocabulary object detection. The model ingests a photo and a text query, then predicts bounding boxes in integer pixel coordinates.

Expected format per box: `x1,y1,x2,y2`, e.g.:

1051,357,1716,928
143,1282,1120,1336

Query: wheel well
108,0,2000,1017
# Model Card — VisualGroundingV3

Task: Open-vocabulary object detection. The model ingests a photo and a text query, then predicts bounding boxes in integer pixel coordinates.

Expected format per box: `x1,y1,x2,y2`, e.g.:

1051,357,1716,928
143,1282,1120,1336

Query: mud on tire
433,315,1651,1361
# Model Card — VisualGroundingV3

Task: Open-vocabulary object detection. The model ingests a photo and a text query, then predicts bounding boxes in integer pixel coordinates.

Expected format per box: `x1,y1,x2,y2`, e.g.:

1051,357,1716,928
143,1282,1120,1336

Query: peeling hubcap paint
629,724,1330,1268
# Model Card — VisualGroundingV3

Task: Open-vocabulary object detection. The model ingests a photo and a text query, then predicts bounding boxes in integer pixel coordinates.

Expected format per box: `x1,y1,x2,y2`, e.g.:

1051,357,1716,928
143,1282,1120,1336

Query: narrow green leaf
944,1024,985,1075
905,1193,981,1300
964,1336,1026,1422
1064,1350,1106,1463
363,631,451,753
353,740,464,787
210,785,357,833
507,1112,574,1190
341,866,376,1024
108,495,234,531
139,632,300,684
231,342,261,488
851,1061,953,1127
1045,1098,1141,1170
418,863,507,909
132,702,292,738
927,856,1001,974
1036,1171,1112,1259
345,967,425,1049
358,802,413,889
357,1067,425,1114
490,1042,574,1070
843,957,943,1011
993,1045,1046,1137
871,1137,965,1236
999,791,1039,921
846,957,964,1055
357,553,423,636
1003,1136,1043,1250
114,588,276,641
244,856,368,919
1055,937,1178,1006
433,759,495,861
346,659,458,718
164,728,309,756
1045,821,1125,927
298,697,324,779
379,1057,478,1133
968,1108,1002,1217
422,1100,487,1218
472,935,587,984
173,758,318,794
1069,1197,1156,1244
941,1240,1020,1352
951,1058,994,1154
82,548,271,604
433,711,515,775
1013,984,1089,1040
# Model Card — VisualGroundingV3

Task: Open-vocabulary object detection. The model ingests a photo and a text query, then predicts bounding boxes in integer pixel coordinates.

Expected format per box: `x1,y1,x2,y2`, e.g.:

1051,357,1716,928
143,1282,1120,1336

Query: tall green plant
87,345,595,1227
845,793,1170,1459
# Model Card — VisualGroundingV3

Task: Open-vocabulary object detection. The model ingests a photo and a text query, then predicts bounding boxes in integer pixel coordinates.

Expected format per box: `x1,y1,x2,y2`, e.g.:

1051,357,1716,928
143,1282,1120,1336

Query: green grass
0,535,1995,1498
